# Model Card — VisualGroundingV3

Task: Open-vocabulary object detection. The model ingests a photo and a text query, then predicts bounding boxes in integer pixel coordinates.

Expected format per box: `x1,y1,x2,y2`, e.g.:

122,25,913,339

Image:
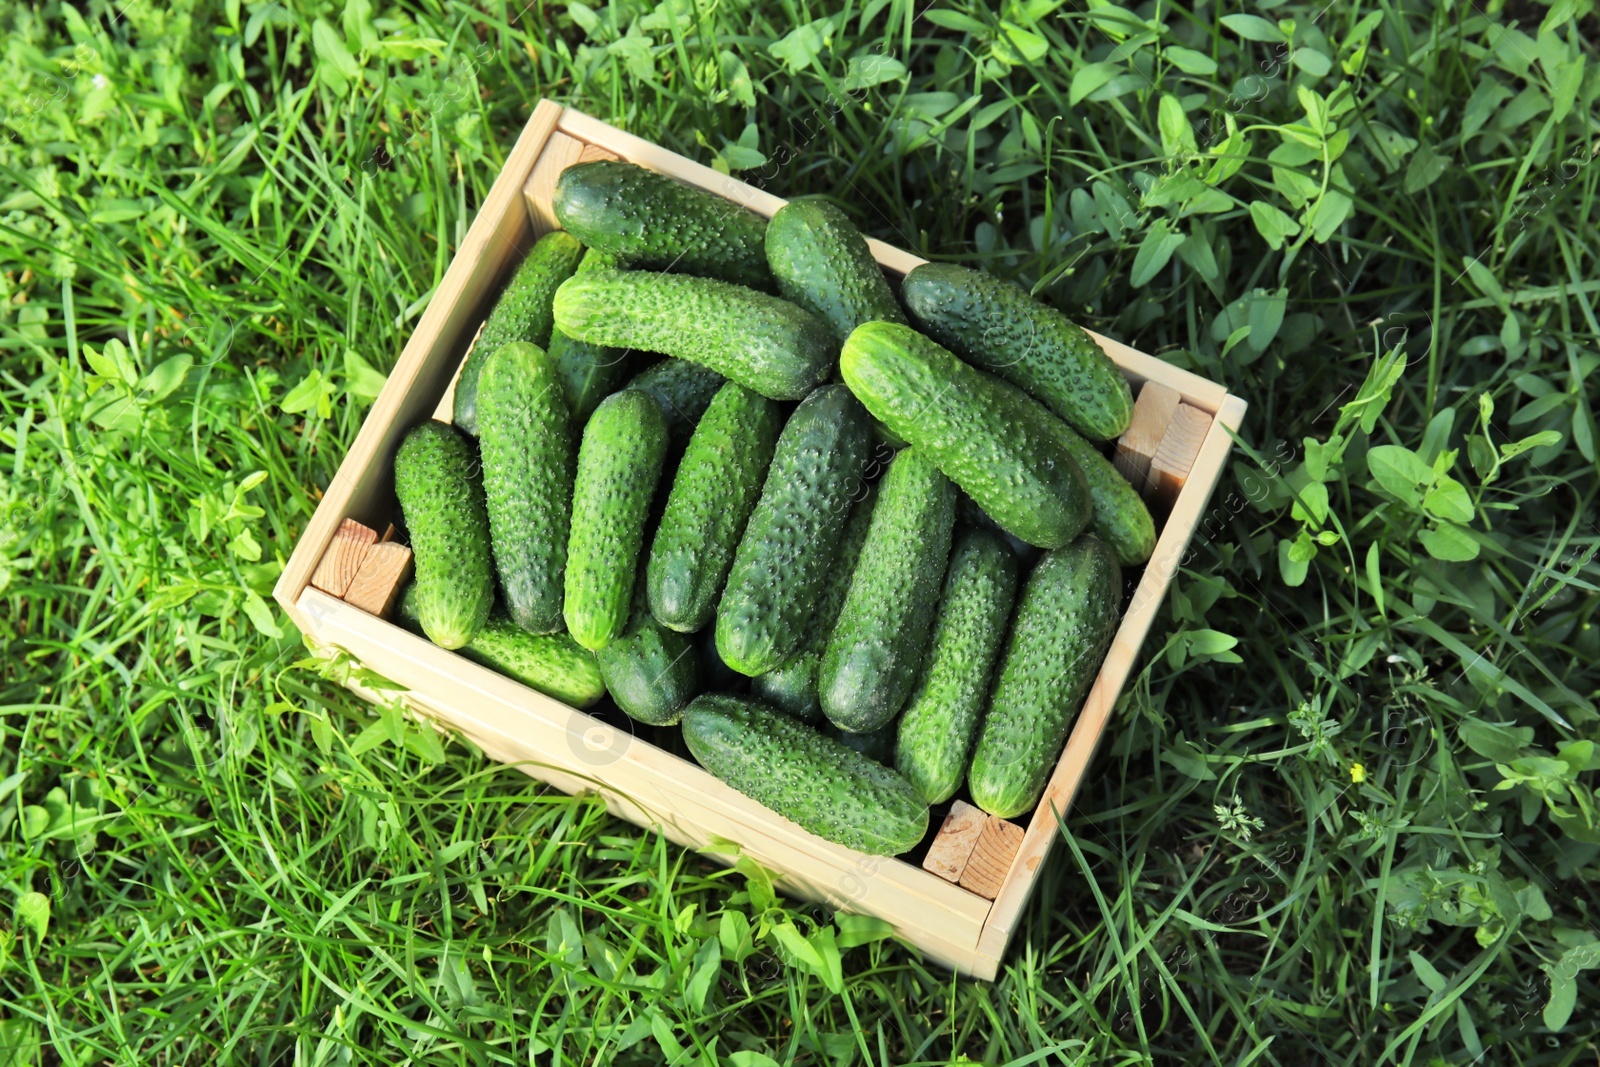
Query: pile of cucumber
390,160,1157,856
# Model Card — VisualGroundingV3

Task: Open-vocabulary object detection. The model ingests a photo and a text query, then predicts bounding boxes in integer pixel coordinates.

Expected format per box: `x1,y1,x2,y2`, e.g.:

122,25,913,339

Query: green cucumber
646,383,785,632
623,358,726,442
476,341,574,633
392,421,494,649
1051,422,1158,566
894,528,1019,804
829,722,897,766
840,321,1092,549
564,390,670,650
553,160,771,288
716,385,873,676
595,596,700,725
398,583,604,708
749,483,876,724
968,537,1122,818
901,262,1133,439
551,248,634,422
454,231,585,435
553,271,835,400
681,694,928,855
819,448,956,733
765,200,906,343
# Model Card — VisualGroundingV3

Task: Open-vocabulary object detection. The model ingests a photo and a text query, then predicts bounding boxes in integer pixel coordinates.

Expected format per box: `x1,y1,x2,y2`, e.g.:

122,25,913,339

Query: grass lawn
3,0,1599,1062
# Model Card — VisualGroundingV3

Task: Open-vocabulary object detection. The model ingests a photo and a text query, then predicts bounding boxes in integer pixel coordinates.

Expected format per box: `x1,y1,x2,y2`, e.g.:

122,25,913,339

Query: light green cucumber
765,199,906,343
476,341,573,633
840,321,1092,549
901,262,1133,439
595,596,700,725
392,421,494,649
564,390,670,650
553,271,835,400
550,248,634,422
968,537,1122,818
398,583,604,708
646,383,785,632
716,385,873,676
749,483,876,724
681,694,928,855
894,528,1020,804
454,231,585,435
553,160,772,288
1050,422,1157,566
819,448,956,733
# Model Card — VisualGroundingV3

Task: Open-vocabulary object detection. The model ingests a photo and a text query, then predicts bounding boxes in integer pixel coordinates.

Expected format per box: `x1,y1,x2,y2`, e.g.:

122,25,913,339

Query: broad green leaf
313,18,360,84
844,53,907,90
995,21,1049,64
1070,63,1117,105
835,913,894,948
1410,950,1447,994
1158,93,1196,156
1246,288,1287,352
1175,230,1219,281
1249,200,1300,250
1292,47,1332,76
1544,972,1577,1030
1462,81,1513,141
1367,444,1434,505
1420,523,1480,562
1130,219,1185,287
1220,14,1285,42
281,369,325,414
684,937,721,1012
1404,148,1450,194
769,17,836,73
343,349,387,400
1549,52,1584,123
1291,481,1329,524
921,9,987,33
1164,46,1216,75
15,892,49,942
1424,478,1475,524
1278,536,1311,586
242,588,282,639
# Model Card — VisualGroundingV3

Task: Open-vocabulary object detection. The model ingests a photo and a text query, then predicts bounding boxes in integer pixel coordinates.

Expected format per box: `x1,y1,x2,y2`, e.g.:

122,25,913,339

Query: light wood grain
280,101,1248,982
309,518,377,597
1114,381,1182,490
342,541,414,618
1147,403,1214,505
922,801,988,884
958,817,1026,900
522,130,587,236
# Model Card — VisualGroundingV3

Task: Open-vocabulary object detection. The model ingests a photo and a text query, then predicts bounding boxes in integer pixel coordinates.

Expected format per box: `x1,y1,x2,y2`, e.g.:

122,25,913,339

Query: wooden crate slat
309,518,378,597
522,130,587,236
922,801,988,884
958,817,1026,900
1146,403,1214,505
342,541,414,618
1114,381,1182,490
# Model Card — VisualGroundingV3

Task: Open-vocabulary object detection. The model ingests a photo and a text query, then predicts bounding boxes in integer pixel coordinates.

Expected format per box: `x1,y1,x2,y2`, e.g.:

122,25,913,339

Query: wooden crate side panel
273,101,564,631
976,394,1247,960
295,589,993,949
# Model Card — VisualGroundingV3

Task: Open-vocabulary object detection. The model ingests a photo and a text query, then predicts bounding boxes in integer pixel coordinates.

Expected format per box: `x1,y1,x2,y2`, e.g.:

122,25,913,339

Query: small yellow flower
1351,763,1366,783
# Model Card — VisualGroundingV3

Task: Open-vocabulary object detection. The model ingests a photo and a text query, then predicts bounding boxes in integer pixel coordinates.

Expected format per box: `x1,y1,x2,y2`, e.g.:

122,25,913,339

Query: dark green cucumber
595,597,700,725
694,623,746,693
1051,422,1157,565
819,448,956,733
476,342,574,633
564,391,670,650
681,694,928,855
553,271,835,400
646,383,785,632
551,248,634,422
399,582,605,708
454,231,585,435
765,199,906,343
840,321,1092,549
894,528,1020,804
623,358,726,442
750,483,877,724
901,262,1133,439
716,385,873,676
829,722,897,766
553,160,771,288
968,537,1122,818
392,421,494,649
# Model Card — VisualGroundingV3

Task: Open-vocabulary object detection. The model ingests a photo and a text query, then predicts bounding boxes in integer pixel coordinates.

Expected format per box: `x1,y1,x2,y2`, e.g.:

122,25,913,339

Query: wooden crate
272,100,1248,980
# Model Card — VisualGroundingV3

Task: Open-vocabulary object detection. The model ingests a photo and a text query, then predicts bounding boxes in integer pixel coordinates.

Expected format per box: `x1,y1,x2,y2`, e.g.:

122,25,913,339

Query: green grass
3,0,1599,1062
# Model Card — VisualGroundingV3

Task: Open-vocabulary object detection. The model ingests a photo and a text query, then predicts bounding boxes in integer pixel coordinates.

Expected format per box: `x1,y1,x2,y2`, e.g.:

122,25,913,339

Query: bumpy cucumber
681,694,928,855
553,271,834,400
476,342,574,633
595,597,700,725
840,321,1091,549
894,528,1020,804
564,391,670,650
716,385,873,676
623,358,726,441
392,421,494,649
830,722,897,766
1051,422,1157,566
454,231,585,435
901,262,1133,439
765,200,906,343
819,448,956,733
968,537,1122,818
646,383,785,632
399,583,604,708
750,483,876,724
551,248,633,422
553,160,772,288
